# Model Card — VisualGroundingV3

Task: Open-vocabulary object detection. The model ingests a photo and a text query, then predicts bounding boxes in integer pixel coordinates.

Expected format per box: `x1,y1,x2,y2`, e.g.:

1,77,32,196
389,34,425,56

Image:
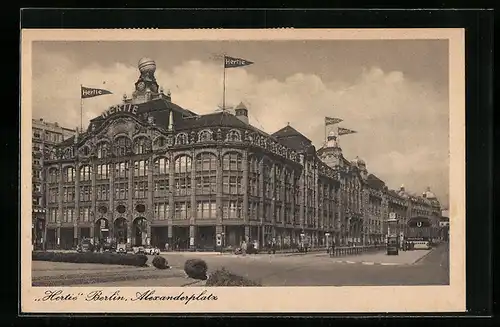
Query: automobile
116,243,127,254
95,241,117,253
413,241,431,250
143,246,160,255
76,238,95,253
132,246,145,254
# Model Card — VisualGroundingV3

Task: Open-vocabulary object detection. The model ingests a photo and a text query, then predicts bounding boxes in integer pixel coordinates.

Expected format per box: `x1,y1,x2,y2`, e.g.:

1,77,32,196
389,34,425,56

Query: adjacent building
32,118,76,249
40,57,442,250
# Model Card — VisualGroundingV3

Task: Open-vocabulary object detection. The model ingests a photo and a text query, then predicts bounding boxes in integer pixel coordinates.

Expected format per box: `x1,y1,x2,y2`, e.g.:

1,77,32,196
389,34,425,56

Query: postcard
21,28,465,313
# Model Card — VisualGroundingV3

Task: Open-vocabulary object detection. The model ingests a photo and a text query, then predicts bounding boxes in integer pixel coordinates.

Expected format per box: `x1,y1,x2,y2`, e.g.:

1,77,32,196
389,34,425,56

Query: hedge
206,268,261,287
32,251,148,267
184,258,208,280
152,256,169,269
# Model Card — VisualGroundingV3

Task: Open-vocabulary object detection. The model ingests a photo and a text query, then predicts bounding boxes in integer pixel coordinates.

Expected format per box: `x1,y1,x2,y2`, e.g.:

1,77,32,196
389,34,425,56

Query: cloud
32,49,449,207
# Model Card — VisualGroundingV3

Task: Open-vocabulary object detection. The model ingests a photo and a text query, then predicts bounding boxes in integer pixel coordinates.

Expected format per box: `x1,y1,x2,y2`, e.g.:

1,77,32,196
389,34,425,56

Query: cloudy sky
32,40,449,207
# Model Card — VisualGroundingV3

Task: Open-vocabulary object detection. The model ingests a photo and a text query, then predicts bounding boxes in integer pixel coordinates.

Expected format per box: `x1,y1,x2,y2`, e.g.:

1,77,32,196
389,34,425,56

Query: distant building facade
32,118,76,249
41,58,442,250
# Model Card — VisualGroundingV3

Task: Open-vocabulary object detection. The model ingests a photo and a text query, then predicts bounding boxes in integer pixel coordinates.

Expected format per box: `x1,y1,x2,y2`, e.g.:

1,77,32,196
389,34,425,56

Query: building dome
423,186,437,199
326,131,339,148
138,57,156,75
351,156,366,167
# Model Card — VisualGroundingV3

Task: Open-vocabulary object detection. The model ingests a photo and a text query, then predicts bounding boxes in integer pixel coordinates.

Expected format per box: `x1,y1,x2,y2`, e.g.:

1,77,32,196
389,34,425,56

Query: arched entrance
94,218,110,243
132,217,148,246
114,218,128,244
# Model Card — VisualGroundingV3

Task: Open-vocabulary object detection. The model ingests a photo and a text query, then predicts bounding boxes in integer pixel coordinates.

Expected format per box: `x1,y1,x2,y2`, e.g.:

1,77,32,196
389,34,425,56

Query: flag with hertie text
338,127,357,136
325,117,343,126
81,86,113,99
224,56,254,68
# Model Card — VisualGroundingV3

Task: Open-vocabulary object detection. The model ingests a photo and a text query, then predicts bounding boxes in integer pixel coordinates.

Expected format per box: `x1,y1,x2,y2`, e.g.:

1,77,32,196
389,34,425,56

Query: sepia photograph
21,28,465,313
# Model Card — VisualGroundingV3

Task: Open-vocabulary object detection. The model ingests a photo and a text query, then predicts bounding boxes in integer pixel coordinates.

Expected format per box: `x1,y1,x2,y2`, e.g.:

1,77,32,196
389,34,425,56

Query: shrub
206,268,261,287
32,251,148,267
184,258,208,280
152,256,169,269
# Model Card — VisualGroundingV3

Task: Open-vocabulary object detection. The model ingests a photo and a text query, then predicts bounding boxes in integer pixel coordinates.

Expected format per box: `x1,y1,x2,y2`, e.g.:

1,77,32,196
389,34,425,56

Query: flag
338,127,357,136
81,86,113,99
325,117,343,125
224,56,254,68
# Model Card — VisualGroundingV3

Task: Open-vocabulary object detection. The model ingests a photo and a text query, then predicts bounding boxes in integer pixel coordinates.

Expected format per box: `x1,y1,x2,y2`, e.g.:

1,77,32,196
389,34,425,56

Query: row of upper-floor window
47,200,322,224
49,175,332,203
72,130,244,158
46,153,245,182
48,175,246,202
47,153,310,182
33,129,64,143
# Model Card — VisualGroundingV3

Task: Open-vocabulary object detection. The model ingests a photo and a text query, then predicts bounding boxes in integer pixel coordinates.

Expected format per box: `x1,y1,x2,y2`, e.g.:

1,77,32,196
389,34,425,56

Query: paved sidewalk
326,249,433,266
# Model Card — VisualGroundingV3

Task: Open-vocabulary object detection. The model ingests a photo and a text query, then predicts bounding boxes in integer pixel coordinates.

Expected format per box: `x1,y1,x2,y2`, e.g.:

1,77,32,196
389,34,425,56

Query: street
52,242,449,287
170,242,449,286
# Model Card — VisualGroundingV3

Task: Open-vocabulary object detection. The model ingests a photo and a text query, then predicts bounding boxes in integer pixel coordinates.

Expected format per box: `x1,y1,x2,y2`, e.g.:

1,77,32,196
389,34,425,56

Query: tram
406,216,436,249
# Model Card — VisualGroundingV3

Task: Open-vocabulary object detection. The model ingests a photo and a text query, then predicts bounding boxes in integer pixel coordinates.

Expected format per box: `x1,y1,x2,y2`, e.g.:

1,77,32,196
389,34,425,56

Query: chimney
234,102,249,124
74,127,79,144
168,110,174,131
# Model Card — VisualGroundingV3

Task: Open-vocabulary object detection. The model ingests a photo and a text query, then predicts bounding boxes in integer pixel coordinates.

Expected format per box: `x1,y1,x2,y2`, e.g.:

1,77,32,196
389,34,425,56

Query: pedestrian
241,239,247,255
331,239,336,256
165,241,169,252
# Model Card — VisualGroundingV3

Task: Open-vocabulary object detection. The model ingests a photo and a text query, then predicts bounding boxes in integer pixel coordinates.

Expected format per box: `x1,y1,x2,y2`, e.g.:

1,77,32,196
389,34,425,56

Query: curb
181,279,207,287
332,260,404,266
331,249,435,267
334,260,409,266
412,248,436,265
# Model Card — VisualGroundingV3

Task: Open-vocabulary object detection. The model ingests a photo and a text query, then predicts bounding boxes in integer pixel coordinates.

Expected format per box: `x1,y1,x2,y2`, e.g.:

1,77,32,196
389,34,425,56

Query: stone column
147,157,154,245
190,151,197,250
270,163,276,243
90,162,96,222
57,163,63,249
242,151,249,226
168,153,175,243
258,159,264,246
244,225,250,241
337,181,343,245
56,226,61,248
108,162,115,242
314,165,319,232
291,170,296,226
127,159,134,246
280,170,285,226
189,225,196,251
148,157,154,218
146,222,152,246
299,167,305,231
74,163,81,246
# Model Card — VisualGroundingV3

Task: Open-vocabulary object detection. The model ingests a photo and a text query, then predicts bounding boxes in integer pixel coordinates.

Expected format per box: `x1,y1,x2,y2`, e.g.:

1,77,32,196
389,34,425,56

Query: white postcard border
21,28,465,313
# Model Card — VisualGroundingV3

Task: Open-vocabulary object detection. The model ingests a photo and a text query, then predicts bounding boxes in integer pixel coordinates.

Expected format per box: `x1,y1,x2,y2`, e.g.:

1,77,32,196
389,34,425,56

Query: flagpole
222,55,226,112
324,119,327,144
80,84,83,131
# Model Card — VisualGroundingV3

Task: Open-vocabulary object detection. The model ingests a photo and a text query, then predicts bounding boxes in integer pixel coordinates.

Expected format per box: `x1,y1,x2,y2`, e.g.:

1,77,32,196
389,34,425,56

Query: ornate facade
40,58,442,250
